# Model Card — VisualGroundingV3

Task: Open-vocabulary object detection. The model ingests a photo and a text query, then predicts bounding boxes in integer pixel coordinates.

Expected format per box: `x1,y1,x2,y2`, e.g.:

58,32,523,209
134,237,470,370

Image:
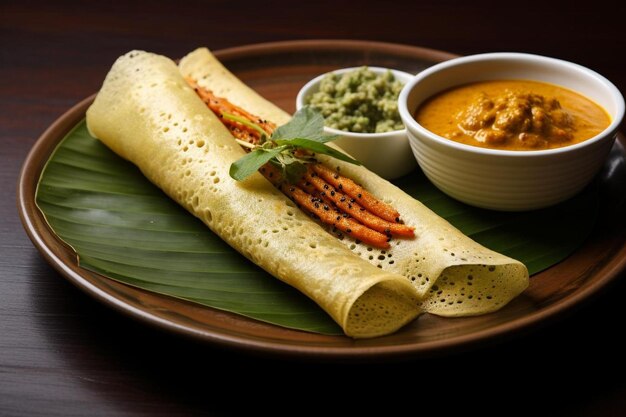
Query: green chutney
305,67,405,133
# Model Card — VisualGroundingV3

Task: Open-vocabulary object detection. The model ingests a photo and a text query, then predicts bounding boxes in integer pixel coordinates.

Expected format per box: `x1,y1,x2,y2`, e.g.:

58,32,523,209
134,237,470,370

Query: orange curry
414,80,610,150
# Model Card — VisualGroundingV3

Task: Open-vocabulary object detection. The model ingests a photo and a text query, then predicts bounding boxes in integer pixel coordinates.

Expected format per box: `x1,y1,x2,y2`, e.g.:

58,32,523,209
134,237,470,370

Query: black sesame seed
330,191,335,196
348,204,352,209
346,228,351,233
338,184,343,190
340,197,346,202
360,207,365,211
395,217,400,223
336,216,341,221
320,191,326,197
314,203,319,208
333,174,339,179
323,205,329,211
357,193,362,198
323,184,329,190
289,187,295,192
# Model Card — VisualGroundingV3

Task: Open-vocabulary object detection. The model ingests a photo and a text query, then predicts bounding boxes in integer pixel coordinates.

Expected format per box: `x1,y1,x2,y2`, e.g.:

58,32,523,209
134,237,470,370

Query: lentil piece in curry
414,80,610,150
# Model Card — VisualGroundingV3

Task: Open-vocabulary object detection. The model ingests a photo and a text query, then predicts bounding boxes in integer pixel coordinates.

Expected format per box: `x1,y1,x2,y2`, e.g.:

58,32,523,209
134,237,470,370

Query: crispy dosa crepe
179,48,529,316
86,50,421,338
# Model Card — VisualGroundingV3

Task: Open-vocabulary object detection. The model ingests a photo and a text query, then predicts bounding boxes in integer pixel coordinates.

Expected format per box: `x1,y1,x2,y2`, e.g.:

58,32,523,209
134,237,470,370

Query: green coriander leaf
272,106,337,143
230,107,357,183
229,147,285,181
275,138,361,165
283,162,308,183
273,150,316,184
274,151,300,166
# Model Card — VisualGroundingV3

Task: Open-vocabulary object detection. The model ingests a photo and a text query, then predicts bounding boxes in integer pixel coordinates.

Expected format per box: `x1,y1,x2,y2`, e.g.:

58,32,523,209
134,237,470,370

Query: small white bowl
398,52,625,211
296,66,417,179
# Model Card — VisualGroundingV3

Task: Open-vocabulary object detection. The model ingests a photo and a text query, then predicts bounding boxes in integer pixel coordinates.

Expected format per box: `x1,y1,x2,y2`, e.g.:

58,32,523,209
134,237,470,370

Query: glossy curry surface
415,80,610,150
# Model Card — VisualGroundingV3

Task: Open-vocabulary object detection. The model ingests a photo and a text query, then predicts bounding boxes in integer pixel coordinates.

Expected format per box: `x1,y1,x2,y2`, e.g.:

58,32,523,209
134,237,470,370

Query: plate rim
17,39,626,359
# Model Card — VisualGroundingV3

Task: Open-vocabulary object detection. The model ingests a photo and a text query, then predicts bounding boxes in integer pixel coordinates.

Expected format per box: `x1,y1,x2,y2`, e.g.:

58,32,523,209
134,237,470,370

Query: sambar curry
414,80,610,150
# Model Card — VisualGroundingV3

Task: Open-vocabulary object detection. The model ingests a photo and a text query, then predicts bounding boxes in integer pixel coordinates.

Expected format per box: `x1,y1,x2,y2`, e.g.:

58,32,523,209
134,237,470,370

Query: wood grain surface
1,0,625,415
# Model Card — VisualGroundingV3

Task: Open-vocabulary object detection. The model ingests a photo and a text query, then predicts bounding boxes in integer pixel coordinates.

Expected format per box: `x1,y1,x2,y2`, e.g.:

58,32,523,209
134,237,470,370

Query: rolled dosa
179,48,529,316
86,48,529,338
86,50,421,338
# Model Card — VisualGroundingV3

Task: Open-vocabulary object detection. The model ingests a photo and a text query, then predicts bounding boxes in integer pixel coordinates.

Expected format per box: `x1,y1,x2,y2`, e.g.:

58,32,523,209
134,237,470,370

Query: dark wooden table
2,1,625,415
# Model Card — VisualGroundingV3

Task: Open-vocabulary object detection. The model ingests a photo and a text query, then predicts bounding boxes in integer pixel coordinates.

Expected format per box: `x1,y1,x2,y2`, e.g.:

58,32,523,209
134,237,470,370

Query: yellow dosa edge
179,47,530,317
85,50,421,338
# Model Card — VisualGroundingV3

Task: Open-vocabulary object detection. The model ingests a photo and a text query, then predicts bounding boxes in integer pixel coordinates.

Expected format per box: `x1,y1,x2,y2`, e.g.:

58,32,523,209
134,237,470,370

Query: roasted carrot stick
311,164,401,223
280,185,390,249
186,77,275,142
300,170,414,237
261,165,390,248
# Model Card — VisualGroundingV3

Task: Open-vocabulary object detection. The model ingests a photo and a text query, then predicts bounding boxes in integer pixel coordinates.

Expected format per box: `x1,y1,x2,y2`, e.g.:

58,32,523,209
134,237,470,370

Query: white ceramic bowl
296,66,417,179
398,52,625,211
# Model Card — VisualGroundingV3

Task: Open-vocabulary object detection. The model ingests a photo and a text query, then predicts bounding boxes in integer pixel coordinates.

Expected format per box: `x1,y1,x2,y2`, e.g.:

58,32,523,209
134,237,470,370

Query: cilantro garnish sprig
229,106,361,183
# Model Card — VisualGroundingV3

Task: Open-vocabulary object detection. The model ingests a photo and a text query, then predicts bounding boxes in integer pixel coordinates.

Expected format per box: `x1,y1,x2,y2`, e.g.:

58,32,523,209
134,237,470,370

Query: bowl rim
295,65,413,139
398,52,625,157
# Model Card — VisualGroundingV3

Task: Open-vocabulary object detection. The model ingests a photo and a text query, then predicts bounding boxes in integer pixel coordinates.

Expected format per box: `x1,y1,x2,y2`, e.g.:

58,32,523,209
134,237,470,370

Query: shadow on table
29,250,626,416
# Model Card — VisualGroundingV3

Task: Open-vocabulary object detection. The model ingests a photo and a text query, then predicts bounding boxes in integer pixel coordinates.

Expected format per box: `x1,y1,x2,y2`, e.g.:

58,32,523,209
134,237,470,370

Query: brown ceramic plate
18,40,626,359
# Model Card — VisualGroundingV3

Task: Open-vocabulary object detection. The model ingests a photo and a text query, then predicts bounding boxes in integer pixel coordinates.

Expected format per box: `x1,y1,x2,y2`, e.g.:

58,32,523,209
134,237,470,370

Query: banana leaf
36,120,598,334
